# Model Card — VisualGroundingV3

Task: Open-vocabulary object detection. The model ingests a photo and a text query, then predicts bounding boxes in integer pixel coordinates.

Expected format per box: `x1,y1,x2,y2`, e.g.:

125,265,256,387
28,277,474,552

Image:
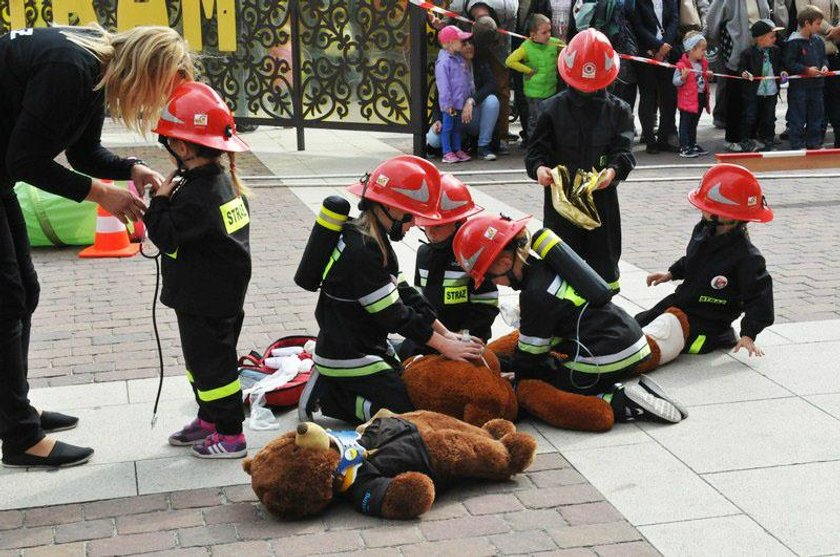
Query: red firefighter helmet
153,81,249,152
415,173,483,226
557,28,620,93
688,163,774,223
452,214,531,286
347,155,443,219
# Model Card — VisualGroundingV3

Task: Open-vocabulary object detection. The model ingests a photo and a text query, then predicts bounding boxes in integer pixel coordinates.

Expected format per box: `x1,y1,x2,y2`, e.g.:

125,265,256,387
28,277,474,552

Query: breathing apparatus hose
139,225,165,428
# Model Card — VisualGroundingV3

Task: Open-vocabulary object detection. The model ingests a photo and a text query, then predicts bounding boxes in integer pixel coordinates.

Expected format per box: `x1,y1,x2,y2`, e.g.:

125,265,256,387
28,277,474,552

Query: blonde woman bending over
0,25,194,468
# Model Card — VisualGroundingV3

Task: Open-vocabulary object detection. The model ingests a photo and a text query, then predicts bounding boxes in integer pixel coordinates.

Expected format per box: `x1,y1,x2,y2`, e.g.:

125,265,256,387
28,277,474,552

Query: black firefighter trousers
176,310,245,435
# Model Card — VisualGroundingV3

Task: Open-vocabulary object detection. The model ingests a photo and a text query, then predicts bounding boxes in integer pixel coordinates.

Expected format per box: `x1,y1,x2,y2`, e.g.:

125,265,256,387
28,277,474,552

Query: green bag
13,182,98,247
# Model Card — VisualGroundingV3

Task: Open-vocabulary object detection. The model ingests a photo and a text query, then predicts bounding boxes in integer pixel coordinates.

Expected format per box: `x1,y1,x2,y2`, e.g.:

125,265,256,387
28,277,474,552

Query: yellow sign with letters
444,285,468,305
3,0,237,51
219,197,249,234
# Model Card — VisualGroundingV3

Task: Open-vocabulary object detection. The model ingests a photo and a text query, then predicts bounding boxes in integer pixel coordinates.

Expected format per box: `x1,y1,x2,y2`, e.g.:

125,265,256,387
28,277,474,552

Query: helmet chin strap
158,136,195,175
379,204,412,242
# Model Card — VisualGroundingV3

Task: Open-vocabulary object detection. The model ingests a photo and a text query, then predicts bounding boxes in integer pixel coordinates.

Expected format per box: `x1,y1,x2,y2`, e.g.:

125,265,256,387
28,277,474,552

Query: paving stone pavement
0,454,656,557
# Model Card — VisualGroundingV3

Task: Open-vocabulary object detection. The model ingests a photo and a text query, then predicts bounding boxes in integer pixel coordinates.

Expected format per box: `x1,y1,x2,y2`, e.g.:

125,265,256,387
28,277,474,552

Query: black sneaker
692,144,709,156
298,368,324,421
638,375,689,419
40,411,79,433
609,383,682,424
2,441,94,469
679,147,698,158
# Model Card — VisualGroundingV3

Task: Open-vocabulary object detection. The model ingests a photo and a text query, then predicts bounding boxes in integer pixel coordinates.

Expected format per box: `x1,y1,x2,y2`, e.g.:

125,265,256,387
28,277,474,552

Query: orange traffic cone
78,205,140,258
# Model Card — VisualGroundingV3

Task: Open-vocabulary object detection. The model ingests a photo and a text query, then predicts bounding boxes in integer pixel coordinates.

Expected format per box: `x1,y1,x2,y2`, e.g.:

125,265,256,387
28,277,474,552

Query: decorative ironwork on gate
0,0,429,152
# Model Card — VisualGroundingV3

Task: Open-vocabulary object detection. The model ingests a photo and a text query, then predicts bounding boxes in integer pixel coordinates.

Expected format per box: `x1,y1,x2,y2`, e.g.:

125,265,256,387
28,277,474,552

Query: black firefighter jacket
637,220,774,341
143,163,251,317
524,88,636,285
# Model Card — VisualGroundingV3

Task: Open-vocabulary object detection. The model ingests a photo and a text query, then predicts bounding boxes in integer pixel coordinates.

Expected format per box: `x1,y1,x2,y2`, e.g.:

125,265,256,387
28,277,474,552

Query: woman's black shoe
40,411,79,433
2,441,94,468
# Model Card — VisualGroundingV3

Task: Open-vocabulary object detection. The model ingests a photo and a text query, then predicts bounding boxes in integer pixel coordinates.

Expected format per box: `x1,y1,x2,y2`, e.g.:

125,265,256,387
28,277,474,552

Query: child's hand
596,167,616,190
741,71,754,81
536,166,553,187
680,68,691,80
733,336,764,357
525,68,536,80
780,71,789,84
646,271,672,286
806,66,821,77
822,65,830,75
706,71,714,80
155,169,180,198
432,120,442,133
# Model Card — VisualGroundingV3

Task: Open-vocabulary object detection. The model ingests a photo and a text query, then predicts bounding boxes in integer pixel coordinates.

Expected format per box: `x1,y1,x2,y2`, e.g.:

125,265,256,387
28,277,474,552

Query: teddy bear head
243,422,340,519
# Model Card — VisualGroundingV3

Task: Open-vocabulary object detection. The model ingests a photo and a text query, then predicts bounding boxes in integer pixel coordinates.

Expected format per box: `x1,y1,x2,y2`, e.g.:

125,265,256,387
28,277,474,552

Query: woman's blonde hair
353,209,390,267
60,24,195,134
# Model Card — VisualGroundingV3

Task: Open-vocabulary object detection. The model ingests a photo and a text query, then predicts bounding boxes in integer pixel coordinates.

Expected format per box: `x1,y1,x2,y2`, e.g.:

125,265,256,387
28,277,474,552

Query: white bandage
642,312,686,366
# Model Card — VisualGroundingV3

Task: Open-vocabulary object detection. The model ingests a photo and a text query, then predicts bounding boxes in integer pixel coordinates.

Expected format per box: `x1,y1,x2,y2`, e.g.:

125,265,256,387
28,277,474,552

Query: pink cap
439,25,472,45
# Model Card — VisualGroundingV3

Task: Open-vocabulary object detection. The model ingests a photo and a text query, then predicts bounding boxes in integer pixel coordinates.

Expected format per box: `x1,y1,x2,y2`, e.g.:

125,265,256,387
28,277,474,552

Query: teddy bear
401,348,518,427
487,331,615,432
242,409,536,520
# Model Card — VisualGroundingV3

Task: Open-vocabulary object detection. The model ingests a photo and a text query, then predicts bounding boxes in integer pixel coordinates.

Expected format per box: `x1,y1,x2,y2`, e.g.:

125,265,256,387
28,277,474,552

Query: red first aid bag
238,335,315,408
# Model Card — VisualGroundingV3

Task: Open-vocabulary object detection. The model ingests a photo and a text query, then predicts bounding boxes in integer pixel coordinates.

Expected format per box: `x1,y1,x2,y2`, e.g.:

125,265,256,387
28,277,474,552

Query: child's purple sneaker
455,150,471,162
442,152,459,164
168,418,216,446
191,432,247,459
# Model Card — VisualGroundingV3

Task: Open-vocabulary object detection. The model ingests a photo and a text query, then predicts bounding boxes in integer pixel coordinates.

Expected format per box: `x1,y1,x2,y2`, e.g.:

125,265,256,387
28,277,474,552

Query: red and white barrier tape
409,0,839,82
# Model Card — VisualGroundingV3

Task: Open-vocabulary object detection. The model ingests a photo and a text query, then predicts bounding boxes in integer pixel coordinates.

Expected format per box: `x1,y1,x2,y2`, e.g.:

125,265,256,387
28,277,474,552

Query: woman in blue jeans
428,39,501,160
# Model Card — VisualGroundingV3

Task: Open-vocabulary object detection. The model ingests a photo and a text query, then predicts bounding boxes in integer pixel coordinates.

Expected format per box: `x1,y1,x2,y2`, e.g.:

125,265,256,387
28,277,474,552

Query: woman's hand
130,164,165,194
154,170,180,198
646,271,672,286
733,336,764,357
87,179,146,224
536,165,553,186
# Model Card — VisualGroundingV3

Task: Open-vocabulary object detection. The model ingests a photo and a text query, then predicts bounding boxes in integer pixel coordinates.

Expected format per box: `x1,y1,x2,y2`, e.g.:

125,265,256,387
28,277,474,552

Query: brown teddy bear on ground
487,331,616,432
401,349,518,427
243,409,536,520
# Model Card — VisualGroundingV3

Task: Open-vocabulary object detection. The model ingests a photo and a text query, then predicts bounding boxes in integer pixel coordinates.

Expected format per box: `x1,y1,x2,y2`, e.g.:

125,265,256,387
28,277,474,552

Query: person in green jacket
505,14,564,138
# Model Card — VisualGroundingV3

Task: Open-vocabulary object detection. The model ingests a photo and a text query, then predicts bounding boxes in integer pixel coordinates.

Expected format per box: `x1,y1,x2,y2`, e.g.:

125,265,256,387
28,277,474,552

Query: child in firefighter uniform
525,28,636,290
636,163,774,361
144,82,252,459
301,155,485,424
397,174,497,358
453,214,688,431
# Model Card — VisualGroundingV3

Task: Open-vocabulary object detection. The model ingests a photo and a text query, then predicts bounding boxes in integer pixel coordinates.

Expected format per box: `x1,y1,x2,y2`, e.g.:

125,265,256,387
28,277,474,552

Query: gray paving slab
640,397,840,474
563,440,739,525
705,461,840,556
639,515,796,557
0,462,136,510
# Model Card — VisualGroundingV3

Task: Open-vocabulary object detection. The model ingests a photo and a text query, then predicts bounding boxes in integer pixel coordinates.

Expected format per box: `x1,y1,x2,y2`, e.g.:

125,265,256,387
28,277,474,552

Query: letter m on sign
182,0,237,52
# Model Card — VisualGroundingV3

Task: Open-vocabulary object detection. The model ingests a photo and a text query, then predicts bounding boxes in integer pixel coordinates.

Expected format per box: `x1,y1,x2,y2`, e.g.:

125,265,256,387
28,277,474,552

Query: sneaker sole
624,384,682,423
191,448,248,459
2,452,93,469
169,438,205,447
638,376,689,419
